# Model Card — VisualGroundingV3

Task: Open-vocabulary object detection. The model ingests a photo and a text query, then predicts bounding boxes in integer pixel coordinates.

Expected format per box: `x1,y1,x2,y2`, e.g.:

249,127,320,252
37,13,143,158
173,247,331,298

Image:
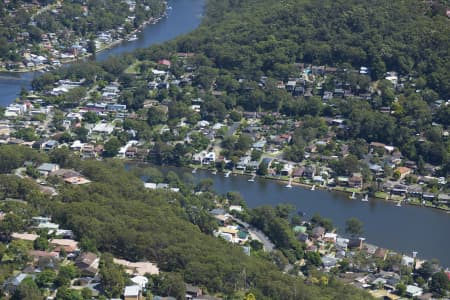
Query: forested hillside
49,160,371,299
143,0,450,97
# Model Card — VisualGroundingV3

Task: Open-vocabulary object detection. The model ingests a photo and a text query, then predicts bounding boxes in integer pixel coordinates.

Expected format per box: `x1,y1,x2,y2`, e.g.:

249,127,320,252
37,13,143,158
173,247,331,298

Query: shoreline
185,163,450,213
128,160,448,268
0,11,168,74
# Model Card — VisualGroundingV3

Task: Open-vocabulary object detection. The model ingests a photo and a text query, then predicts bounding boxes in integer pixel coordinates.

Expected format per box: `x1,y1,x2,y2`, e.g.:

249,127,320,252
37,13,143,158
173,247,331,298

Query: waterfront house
437,194,450,205
337,176,349,186
422,193,436,202
236,156,251,170
298,233,309,243
374,248,388,260
349,173,363,188
391,185,407,196
311,226,325,239
303,165,316,179
323,232,337,243
348,238,364,250
395,166,411,180
401,255,415,268
336,237,349,250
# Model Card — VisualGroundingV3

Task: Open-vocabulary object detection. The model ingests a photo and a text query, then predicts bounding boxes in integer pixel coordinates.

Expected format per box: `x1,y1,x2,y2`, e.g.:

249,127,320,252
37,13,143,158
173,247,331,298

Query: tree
156,272,186,299
11,277,42,300
147,106,167,126
417,261,435,280
87,38,96,56
345,217,364,237
0,213,24,239
57,286,83,300
429,271,449,297
305,251,322,267
244,292,257,300
235,134,252,153
81,287,93,300
196,178,214,192
100,253,126,297
34,236,49,251
82,111,99,124
56,265,80,287
396,283,406,296
256,161,268,176
50,147,73,168
35,269,56,288
103,137,121,157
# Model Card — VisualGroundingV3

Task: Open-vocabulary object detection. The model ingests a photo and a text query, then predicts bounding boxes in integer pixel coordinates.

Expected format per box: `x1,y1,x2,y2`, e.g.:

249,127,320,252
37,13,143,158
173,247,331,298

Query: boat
349,192,356,200
127,34,138,41
311,185,316,191
361,194,369,202
225,171,231,178
286,178,292,188
192,168,197,174
396,200,402,207
248,174,256,182
211,170,217,175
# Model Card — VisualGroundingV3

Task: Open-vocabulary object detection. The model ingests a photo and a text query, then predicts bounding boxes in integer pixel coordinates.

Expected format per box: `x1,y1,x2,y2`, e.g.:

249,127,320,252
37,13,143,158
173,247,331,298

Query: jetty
248,174,256,182
286,178,292,188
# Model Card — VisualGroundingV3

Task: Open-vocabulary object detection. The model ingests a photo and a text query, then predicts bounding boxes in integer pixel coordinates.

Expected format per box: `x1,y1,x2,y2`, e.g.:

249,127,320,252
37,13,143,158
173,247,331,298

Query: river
0,0,205,106
190,169,450,267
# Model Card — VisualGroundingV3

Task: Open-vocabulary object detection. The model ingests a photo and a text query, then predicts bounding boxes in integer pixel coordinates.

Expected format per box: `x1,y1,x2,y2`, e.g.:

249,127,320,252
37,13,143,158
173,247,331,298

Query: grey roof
37,163,59,172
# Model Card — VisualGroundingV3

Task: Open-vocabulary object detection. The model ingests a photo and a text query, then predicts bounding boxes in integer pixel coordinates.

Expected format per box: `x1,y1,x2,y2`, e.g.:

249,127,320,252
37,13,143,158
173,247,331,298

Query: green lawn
124,60,140,74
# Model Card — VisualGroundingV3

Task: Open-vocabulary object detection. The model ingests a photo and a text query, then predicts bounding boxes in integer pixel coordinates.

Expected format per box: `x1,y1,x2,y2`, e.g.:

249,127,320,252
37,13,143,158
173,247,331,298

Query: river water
0,0,205,106
191,169,450,267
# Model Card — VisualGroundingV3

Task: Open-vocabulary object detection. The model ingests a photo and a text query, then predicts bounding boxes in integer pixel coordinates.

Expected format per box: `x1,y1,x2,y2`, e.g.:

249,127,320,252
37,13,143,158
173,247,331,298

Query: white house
406,285,423,297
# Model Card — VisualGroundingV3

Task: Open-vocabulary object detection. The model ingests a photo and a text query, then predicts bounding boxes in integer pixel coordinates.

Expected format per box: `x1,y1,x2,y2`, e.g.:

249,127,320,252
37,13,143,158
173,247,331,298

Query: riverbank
0,11,168,74
188,163,450,213
127,161,450,267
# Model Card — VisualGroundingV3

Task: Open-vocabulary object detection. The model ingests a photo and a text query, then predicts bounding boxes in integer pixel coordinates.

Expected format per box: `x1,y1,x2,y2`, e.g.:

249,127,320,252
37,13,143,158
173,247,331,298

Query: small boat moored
127,34,138,41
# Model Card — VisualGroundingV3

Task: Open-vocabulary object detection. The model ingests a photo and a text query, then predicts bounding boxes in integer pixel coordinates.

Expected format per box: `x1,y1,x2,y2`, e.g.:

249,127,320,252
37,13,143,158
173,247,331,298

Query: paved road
226,122,240,137
232,217,275,252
